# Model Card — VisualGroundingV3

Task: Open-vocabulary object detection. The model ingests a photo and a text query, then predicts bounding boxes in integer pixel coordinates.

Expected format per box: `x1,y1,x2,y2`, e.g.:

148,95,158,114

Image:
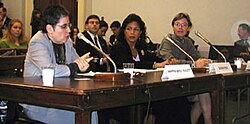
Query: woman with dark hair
30,8,41,36
70,26,79,46
109,13,190,124
110,13,173,70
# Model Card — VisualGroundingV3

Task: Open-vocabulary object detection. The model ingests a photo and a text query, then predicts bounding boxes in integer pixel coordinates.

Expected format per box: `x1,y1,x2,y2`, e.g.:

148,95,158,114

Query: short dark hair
239,23,250,33
171,12,192,28
110,21,121,28
85,15,100,25
99,20,108,28
41,5,69,33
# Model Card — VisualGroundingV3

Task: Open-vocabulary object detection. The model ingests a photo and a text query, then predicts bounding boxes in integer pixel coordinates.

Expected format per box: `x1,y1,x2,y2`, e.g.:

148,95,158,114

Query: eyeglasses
174,23,189,28
56,23,72,30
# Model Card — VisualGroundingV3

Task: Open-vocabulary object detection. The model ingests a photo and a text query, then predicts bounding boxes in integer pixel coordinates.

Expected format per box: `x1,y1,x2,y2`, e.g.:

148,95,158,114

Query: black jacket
75,31,108,72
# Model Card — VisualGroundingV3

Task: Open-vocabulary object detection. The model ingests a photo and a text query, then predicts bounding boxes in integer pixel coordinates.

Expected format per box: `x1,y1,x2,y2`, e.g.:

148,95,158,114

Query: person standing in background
30,8,42,36
0,7,11,30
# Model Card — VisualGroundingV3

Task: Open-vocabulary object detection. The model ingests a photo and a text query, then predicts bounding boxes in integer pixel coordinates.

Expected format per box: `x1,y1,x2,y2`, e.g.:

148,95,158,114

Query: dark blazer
233,39,250,62
75,31,108,72
110,40,163,69
109,34,116,45
2,17,11,29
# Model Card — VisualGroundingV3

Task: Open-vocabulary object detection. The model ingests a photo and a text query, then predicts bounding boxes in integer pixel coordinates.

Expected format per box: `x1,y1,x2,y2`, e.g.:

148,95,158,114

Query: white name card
246,61,250,70
161,64,194,80
208,62,233,74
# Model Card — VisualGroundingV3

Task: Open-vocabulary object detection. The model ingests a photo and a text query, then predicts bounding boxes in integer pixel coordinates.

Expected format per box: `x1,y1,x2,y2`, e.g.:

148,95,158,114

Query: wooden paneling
33,0,78,27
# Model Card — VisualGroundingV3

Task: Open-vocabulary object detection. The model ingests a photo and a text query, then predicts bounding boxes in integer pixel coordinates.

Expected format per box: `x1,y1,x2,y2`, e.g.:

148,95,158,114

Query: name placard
161,64,194,80
209,62,233,74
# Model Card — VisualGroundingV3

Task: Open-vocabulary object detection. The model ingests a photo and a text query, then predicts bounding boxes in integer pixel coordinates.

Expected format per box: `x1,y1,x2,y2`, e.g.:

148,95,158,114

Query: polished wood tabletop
0,71,223,124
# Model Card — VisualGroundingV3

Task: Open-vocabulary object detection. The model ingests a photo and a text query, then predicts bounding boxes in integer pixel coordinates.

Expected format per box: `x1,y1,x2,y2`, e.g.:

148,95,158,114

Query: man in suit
233,23,250,62
0,7,11,30
75,15,109,72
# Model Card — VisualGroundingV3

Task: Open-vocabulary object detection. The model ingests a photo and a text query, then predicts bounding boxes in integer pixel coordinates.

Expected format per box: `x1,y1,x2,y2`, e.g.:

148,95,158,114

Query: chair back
0,55,25,71
0,48,16,56
208,45,234,63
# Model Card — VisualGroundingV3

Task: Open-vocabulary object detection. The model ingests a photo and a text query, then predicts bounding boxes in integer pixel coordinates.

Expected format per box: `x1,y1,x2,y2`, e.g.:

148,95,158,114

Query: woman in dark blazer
110,14,172,70
109,13,191,124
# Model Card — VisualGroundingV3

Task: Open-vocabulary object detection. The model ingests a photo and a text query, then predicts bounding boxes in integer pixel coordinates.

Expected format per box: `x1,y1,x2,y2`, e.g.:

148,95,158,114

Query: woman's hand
74,52,93,72
195,58,212,68
153,58,180,68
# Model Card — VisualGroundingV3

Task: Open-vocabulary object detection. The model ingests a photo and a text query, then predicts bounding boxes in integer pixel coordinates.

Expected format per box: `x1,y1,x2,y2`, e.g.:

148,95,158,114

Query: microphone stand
166,36,196,67
78,33,117,73
195,31,227,62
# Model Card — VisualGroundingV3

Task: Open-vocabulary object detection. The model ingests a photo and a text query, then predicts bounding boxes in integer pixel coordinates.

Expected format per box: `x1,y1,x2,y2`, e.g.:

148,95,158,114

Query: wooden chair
0,54,25,76
0,48,16,56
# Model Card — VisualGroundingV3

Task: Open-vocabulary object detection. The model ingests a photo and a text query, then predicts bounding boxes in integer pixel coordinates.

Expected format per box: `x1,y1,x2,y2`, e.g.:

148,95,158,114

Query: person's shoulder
30,31,48,44
234,39,244,45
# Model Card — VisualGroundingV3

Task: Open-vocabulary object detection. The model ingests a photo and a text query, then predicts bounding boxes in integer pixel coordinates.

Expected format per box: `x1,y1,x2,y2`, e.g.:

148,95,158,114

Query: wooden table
0,71,223,124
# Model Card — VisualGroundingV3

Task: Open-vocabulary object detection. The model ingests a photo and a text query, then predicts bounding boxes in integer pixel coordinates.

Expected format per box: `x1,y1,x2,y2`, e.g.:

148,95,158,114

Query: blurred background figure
0,7,11,30
0,19,29,49
0,14,3,38
97,20,108,37
109,21,121,45
70,26,79,46
30,8,42,36
233,23,250,62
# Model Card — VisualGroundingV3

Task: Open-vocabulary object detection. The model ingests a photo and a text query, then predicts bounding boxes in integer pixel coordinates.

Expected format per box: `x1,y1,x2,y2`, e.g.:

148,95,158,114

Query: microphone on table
77,33,117,73
195,31,227,62
166,36,196,67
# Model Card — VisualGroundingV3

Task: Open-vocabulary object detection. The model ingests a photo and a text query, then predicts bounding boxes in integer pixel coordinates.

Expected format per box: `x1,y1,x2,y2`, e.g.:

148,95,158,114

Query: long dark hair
117,13,147,48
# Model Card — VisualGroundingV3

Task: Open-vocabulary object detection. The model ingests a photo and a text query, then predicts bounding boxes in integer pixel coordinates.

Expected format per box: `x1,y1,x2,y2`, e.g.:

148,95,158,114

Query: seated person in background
109,20,121,45
0,19,29,49
97,20,108,37
75,15,109,72
156,12,212,124
108,13,189,124
233,23,250,62
70,25,79,46
22,5,98,124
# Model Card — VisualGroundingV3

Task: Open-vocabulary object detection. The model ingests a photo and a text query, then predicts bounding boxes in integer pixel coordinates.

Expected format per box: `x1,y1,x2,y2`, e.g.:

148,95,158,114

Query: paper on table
118,68,164,73
77,71,95,77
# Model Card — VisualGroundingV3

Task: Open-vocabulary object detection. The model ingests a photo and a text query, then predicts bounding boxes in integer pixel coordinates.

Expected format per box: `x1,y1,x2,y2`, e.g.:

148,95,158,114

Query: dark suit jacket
110,40,163,69
233,39,250,62
75,31,108,72
2,17,11,29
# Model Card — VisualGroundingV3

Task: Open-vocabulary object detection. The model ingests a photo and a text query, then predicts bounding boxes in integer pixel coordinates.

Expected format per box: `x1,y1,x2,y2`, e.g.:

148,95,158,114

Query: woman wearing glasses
157,12,212,124
23,5,97,124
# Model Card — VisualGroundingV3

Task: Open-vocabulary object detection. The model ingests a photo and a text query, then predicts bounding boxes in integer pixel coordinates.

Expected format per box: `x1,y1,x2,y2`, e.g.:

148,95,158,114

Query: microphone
166,36,196,67
195,31,227,62
77,33,117,73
